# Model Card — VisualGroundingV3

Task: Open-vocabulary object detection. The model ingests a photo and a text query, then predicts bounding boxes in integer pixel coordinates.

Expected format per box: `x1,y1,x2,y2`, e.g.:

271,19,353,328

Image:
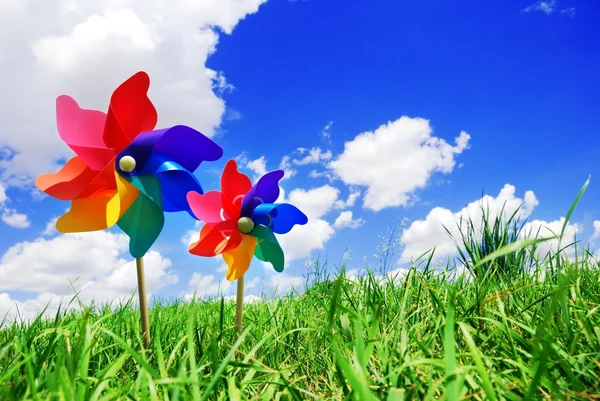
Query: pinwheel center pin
237,217,254,234
119,155,137,173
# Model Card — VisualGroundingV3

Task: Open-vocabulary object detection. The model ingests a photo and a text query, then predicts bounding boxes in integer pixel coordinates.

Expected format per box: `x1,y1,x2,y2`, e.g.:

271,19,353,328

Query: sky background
1,0,599,319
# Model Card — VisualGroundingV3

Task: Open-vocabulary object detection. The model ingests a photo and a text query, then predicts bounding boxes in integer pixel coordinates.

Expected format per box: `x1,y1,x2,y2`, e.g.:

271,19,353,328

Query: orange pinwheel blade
34,156,98,200
56,170,139,232
223,234,257,281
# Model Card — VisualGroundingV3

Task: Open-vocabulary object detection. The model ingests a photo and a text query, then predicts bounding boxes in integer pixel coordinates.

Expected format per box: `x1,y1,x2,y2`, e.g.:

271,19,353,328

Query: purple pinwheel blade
116,129,167,175
153,125,223,172
241,170,285,217
252,203,308,234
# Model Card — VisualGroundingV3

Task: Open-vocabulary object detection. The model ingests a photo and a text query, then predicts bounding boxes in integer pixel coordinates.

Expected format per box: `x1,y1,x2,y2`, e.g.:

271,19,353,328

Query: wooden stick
236,274,245,334
136,257,151,348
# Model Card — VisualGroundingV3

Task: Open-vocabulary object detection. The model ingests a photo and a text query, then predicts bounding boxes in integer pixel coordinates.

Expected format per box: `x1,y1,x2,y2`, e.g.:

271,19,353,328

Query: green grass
2,180,600,400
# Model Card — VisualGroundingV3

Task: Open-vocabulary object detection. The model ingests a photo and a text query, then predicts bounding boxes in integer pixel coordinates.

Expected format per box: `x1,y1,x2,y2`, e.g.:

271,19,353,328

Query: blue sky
0,0,599,316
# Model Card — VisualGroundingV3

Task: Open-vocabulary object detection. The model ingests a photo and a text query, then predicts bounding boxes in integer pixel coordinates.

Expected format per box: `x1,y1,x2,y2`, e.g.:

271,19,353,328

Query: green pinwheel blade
249,224,285,272
117,175,164,258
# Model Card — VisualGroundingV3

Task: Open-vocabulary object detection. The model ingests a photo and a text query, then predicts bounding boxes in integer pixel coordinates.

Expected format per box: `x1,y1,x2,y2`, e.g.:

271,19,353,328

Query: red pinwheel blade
103,71,158,152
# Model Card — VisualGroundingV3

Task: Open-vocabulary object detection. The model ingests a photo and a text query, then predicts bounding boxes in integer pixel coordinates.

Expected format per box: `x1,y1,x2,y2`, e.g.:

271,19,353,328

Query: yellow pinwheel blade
56,170,139,233
223,234,257,281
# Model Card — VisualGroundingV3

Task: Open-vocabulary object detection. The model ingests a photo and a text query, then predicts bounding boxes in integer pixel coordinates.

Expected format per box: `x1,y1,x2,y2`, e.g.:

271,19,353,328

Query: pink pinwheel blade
56,96,116,170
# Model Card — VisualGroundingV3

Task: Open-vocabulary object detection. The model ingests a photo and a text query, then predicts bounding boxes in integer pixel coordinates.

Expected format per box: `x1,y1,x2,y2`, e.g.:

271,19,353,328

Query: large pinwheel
186,159,308,332
34,71,223,346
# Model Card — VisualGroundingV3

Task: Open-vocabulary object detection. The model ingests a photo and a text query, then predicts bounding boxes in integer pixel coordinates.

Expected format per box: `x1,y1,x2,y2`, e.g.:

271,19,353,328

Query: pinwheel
34,71,223,347
186,159,308,332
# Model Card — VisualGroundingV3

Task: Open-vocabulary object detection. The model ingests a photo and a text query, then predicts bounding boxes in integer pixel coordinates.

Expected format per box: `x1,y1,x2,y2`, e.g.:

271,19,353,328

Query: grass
1,180,600,400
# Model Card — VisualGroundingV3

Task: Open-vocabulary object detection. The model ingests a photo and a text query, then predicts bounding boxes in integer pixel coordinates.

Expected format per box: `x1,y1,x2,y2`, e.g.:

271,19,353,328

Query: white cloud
560,7,576,17
333,211,364,229
0,182,30,228
0,0,267,186
328,116,470,211
2,209,30,228
182,272,232,300
320,121,333,144
521,217,580,259
236,153,296,182
275,185,341,262
334,190,361,209
592,221,600,240
523,0,557,15
263,271,305,295
246,156,268,177
0,229,177,322
400,184,539,262
42,216,59,236
292,147,333,165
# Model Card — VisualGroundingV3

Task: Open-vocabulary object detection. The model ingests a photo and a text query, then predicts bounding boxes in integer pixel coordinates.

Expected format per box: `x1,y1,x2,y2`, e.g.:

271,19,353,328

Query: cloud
400,184,539,262
333,211,364,229
593,221,600,240
264,272,305,295
320,121,333,144
523,0,557,15
560,7,576,17
182,272,232,300
225,108,242,121
521,217,580,259
0,182,30,228
276,185,341,262
292,147,333,165
237,153,297,181
0,229,177,322
0,0,267,186
328,116,470,211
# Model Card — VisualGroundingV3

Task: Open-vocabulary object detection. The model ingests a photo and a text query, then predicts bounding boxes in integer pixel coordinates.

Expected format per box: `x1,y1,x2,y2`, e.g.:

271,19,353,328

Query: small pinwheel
186,159,308,332
34,71,223,258
34,71,223,346
186,159,308,281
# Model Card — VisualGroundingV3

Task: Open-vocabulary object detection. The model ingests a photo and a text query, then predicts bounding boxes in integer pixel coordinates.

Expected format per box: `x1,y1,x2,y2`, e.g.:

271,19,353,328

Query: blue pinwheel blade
252,203,308,234
140,152,204,215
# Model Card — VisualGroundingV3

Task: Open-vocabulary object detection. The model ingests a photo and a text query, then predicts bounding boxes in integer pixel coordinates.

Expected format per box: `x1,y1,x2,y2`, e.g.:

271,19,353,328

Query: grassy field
1,183,600,400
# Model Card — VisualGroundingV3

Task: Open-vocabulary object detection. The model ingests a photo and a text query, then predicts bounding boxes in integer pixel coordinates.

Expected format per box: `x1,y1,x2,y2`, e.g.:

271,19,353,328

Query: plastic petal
103,71,158,152
249,225,285,273
220,159,251,219
187,191,228,225
152,125,223,172
116,175,164,258
56,96,116,170
223,234,257,281
240,170,284,218
252,203,308,234
34,156,98,200
188,220,241,257
56,171,138,232
136,152,203,215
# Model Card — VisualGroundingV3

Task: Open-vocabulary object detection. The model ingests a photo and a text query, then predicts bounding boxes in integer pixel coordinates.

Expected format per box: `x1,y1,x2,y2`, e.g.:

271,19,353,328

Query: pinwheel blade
249,224,285,273
103,71,158,152
56,172,138,232
221,160,252,218
223,234,257,281
56,96,115,171
241,170,284,217
117,175,164,258
252,203,308,234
